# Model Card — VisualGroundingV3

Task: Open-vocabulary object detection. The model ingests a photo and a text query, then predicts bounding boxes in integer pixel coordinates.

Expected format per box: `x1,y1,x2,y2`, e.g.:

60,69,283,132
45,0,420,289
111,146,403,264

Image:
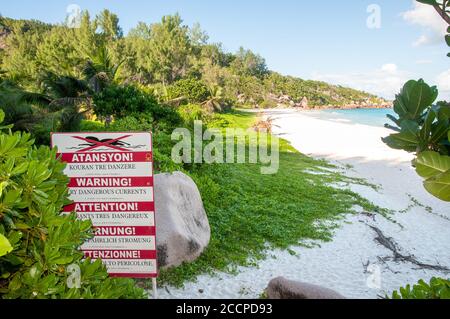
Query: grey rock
154,172,210,269
299,97,308,108
266,277,346,299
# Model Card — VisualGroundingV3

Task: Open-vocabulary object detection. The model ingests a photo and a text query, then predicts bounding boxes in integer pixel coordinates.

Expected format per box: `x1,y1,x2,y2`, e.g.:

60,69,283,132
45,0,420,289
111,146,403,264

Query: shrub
390,277,450,299
80,120,105,132
167,78,210,104
93,85,158,118
177,104,212,125
108,114,154,132
206,115,231,128
0,110,147,299
93,85,182,131
383,79,450,201
152,131,184,173
259,99,278,109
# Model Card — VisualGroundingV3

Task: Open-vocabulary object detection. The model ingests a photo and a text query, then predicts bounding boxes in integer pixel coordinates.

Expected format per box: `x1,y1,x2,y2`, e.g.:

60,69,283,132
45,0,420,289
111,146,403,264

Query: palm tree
202,85,225,112
40,73,92,131
0,80,50,132
82,45,125,93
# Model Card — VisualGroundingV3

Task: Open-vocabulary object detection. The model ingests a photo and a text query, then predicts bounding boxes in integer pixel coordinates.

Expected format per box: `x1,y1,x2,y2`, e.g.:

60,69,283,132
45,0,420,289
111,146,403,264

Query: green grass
208,109,258,129
158,110,388,287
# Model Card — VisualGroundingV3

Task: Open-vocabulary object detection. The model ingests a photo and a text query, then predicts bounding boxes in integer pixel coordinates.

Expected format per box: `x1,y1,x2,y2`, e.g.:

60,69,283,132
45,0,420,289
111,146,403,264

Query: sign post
51,132,158,292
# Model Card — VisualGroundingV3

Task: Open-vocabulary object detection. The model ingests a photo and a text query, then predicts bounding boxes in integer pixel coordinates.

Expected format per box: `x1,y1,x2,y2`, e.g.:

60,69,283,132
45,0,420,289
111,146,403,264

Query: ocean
306,108,395,128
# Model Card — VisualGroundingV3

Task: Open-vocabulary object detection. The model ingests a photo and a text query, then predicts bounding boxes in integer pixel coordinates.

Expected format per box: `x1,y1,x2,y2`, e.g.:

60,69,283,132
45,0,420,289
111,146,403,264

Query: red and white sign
51,132,157,278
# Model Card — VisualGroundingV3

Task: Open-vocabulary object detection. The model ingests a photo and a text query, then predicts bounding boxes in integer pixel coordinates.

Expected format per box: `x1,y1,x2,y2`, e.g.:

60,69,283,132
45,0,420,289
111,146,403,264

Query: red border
150,159,159,277
63,201,155,213
51,131,158,278
50,132,153,151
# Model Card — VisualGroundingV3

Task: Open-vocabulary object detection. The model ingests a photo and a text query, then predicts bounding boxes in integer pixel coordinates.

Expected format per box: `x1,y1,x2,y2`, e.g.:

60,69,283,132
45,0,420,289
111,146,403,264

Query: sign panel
51,132,157,278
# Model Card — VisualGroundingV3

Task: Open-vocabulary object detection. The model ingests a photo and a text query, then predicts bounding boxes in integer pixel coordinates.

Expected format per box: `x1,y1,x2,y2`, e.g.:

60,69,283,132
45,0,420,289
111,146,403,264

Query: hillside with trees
0,12,389,136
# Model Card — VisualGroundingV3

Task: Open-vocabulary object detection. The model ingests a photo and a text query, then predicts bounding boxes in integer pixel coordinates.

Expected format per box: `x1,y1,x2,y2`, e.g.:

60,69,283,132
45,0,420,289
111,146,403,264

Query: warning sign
52,132,157,278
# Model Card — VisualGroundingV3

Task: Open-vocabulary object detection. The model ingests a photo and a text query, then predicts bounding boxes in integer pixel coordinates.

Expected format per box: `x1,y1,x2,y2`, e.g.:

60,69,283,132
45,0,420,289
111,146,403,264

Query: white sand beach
159,109,450,299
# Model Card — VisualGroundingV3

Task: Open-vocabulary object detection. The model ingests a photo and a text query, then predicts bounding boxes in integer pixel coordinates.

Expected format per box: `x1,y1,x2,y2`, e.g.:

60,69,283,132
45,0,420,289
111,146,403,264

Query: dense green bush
206,115,231,128
93,85,158,118
177,103,212,125
93,85,182,130
93,85,155,118
152,131,185,173
390,277,450,299
79,120,105,132
383,79,450,201
0,110,146,299
108,114,153,132
167,78,210,104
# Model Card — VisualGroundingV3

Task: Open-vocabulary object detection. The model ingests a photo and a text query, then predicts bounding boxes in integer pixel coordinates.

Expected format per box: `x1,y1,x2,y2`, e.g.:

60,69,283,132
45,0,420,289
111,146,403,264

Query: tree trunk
433,3,450,25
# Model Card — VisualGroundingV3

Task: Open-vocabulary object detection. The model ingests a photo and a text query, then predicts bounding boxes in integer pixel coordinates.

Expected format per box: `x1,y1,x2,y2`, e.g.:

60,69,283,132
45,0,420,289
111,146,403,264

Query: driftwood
368,225,450,273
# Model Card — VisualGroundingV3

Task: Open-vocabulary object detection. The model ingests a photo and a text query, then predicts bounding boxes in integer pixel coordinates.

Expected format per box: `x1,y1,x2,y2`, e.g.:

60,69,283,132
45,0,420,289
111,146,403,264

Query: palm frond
49,96,90,109
41,73,90,98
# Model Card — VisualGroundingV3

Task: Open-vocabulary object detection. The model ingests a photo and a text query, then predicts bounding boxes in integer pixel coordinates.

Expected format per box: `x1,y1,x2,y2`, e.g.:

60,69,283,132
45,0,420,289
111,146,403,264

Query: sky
1,0,449,100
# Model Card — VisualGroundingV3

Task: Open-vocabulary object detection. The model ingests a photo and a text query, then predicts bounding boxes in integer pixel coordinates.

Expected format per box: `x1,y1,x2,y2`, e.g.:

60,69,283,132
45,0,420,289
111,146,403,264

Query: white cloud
435,69,450,92
413,34,431,47
381,63,398,74
402,1,447,47
311,64,410,100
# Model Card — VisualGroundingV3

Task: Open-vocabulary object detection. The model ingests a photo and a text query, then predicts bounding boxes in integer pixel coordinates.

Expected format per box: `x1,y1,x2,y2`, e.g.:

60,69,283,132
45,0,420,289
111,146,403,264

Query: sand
158,109,450,299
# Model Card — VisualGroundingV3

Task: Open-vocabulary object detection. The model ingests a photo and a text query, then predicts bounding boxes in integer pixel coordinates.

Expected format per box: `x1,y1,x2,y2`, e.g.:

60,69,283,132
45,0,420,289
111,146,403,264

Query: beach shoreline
243,105,393,113
159,108,450,299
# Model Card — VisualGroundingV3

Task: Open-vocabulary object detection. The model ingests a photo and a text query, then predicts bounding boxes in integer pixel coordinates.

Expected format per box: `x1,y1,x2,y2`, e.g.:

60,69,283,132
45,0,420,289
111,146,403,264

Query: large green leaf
416,151,450,178
424,170,450,202
396,79,438,120
434,104,450,121
382,120,420,152
386,114,401,127
419,111,435,142
430,118,450,144
0,234,13,257
393,95,409,119
400,119,420,135
382,132,419,152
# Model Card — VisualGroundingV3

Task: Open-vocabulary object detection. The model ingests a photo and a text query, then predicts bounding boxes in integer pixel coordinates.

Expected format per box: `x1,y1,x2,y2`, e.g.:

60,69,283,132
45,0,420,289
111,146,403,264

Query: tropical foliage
383,0,450,202
0,11,385,133
0,234,12,257
391,277,450,299
166,78,210,104
0,110,146,298
383,80,450,202
384,0,450,301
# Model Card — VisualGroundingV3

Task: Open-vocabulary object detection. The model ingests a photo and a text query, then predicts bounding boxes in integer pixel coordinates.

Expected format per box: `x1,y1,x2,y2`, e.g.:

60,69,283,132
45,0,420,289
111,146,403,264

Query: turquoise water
308,108,395,128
